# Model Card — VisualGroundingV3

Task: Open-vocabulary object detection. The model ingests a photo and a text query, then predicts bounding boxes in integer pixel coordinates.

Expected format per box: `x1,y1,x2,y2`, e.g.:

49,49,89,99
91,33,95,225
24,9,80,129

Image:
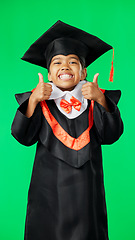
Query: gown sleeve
11,92,42,146
93,90,124,144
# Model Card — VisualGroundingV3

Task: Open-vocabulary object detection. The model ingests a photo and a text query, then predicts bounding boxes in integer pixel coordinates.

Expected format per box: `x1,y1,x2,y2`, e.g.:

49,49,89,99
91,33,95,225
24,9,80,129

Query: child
11,21,123,240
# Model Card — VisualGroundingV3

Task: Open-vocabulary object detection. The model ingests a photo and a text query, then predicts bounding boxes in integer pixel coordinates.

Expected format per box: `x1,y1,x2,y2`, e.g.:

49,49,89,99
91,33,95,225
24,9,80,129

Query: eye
69,61,77,64
54,62,61,64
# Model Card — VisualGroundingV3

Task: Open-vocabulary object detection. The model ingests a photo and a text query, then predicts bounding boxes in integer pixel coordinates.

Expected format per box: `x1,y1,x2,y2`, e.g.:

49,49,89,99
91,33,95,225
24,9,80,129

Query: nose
61,64,70,71
61,66,70,70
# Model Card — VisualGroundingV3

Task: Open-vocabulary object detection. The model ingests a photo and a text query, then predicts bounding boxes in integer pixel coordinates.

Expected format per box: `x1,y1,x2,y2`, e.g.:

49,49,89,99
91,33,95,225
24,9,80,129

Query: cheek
48,72,53,81
78,66,83,76
78,70,83,78
48,69,56,78
73,66,82,77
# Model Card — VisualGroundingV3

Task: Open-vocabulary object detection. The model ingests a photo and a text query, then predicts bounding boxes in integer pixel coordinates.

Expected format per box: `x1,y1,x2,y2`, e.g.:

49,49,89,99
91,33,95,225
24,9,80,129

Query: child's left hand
81,73,104,102
81,73,110,111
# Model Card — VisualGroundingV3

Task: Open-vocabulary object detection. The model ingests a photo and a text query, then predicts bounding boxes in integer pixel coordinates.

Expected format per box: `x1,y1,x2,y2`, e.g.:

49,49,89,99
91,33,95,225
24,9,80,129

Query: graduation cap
21,20,114,82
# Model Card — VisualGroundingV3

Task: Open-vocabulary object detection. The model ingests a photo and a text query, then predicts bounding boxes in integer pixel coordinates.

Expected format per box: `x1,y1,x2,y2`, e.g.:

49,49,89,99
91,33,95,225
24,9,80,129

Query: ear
48,72,52,82
81,68,87,80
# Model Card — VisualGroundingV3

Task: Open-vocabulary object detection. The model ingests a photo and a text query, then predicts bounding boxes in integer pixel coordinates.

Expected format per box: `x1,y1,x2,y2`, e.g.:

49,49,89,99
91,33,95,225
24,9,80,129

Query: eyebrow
52,56,79,62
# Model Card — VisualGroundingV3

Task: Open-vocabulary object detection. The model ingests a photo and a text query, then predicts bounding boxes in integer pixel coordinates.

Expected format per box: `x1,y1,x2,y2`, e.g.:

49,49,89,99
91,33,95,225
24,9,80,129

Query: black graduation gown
11,89,123,240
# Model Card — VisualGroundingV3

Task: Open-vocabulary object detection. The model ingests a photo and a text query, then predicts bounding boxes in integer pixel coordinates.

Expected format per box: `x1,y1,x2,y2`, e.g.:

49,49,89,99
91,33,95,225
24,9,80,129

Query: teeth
59,74,73,79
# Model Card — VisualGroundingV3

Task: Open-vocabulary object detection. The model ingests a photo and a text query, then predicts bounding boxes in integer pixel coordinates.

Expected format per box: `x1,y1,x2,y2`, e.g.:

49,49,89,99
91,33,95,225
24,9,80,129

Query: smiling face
48,54,87,91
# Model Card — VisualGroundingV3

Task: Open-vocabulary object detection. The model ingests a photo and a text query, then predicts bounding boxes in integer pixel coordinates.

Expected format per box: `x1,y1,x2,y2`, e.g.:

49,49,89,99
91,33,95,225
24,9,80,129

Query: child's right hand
25,73,52,118
30,73,52,104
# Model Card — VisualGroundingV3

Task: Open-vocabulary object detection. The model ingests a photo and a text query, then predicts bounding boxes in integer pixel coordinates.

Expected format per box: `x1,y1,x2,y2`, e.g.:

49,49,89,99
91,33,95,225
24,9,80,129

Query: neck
57,86,76,91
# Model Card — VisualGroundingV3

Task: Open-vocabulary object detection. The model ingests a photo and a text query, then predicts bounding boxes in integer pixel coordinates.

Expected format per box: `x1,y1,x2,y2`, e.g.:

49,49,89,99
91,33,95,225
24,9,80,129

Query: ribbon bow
60,96,82,114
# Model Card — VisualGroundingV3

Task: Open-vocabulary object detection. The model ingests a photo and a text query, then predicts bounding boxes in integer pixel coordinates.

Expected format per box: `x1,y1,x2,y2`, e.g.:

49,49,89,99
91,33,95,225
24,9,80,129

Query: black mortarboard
21,20,114,81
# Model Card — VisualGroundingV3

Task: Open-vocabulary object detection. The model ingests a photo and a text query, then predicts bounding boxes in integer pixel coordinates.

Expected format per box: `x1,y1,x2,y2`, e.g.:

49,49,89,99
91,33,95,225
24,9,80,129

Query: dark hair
79,57,85,69
79,58,87,80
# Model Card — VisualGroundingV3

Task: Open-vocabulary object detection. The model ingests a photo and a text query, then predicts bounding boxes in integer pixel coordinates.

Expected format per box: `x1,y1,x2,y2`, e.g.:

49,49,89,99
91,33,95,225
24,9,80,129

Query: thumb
38,73,44,83
93,73,99,84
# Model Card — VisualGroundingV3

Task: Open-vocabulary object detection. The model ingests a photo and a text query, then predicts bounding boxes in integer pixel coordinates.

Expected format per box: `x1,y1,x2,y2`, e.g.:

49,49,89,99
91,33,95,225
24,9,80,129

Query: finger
83,94,90,99
82,90,90,95
38,73,44,83
82,86,91,92
81,82,92,89
81,88,90,96
44,89,52,95
93,73,99,84
45,83,52,89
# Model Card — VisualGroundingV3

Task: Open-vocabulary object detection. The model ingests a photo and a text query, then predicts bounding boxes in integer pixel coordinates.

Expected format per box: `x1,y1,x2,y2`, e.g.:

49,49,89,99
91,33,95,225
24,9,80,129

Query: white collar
48,80,88,119
49,80,86,102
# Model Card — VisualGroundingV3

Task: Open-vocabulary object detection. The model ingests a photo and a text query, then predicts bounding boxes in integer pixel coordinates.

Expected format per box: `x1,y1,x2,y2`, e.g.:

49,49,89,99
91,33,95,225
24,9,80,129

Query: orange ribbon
31,87,105,151
60,96,82,113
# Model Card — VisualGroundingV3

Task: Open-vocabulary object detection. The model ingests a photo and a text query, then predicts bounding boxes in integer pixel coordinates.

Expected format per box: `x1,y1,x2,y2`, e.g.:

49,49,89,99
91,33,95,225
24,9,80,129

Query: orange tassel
109,48,114,82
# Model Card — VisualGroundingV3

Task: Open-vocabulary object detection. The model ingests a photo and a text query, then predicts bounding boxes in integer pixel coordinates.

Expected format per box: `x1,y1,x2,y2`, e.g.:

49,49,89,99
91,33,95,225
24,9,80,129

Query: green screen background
0,0,134,239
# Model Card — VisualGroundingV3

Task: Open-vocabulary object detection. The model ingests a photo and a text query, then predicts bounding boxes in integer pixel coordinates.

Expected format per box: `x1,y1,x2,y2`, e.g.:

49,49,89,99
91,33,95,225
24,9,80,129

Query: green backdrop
0,0,134,239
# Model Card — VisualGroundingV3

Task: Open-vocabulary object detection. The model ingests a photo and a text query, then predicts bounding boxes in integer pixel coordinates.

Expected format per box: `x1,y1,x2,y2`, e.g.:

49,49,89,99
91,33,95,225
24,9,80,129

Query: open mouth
58,74,73,80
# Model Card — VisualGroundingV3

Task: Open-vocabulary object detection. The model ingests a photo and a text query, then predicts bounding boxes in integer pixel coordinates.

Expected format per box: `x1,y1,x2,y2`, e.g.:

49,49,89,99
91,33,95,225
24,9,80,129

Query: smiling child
11,21,123,240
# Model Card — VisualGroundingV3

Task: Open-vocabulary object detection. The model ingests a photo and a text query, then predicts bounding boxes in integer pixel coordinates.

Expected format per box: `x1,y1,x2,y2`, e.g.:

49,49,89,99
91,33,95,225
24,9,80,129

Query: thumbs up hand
31,73,52,104
81,73,104,102
81,73,110,111
25,73,52,118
